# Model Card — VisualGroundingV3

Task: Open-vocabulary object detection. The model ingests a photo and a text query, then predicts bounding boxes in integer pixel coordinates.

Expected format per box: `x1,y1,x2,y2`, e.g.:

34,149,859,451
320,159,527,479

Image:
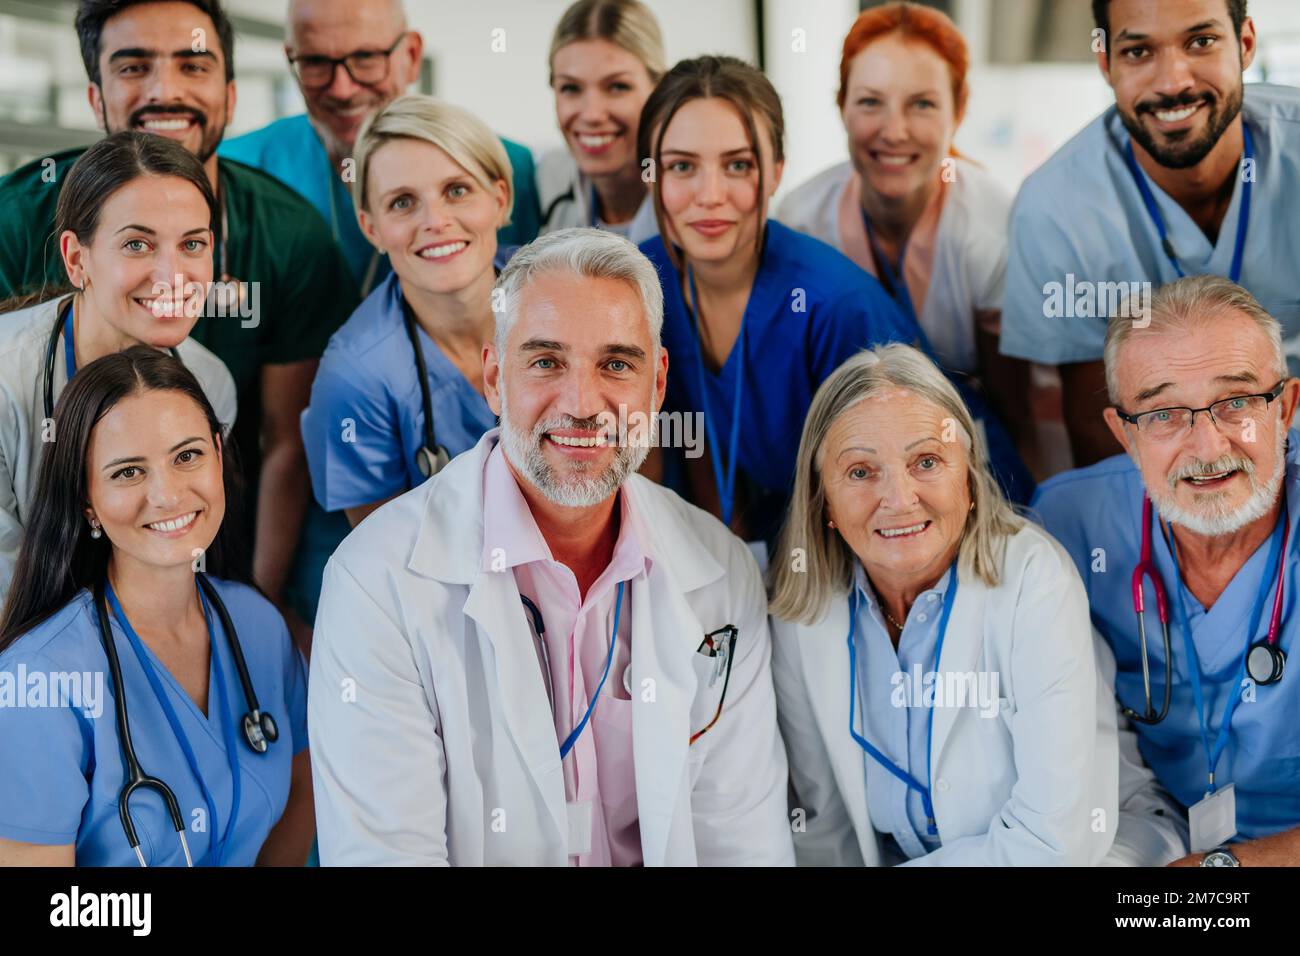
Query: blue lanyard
63,303,77,382
106,580,243,865
860,208,919,328
1165,502,1285,791
686,265,746,528
1124,122,1254,284
558,580,625,760
846,566,960,837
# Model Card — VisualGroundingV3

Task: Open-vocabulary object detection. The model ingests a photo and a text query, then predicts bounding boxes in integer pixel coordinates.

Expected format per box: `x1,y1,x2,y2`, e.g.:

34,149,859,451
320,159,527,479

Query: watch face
1203,850,1238,867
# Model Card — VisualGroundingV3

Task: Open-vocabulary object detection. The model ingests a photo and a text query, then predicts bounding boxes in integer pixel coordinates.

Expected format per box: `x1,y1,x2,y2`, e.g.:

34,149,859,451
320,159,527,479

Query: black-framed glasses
1115,379,1287,442
690,625,738,745
288,32,408,90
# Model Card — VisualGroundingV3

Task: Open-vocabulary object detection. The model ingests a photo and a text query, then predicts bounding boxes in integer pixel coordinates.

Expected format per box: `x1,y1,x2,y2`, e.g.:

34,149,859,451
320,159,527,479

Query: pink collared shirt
481,442,651,866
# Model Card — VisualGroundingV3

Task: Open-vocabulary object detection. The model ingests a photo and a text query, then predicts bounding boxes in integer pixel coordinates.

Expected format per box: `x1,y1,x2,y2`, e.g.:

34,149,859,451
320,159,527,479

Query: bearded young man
999,0,1300,468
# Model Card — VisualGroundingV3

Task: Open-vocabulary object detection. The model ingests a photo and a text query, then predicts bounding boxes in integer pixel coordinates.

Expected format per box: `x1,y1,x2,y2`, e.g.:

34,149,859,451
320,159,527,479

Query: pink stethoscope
1126,496,1289,725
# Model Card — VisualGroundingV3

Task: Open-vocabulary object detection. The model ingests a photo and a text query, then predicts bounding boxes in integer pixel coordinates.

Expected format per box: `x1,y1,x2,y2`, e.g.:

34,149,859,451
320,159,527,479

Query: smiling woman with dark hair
0,348,312,867
0,131,236,600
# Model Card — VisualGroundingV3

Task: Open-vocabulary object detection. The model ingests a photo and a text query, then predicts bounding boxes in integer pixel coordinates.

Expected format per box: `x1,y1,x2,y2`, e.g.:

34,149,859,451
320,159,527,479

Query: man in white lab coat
308,228,794,865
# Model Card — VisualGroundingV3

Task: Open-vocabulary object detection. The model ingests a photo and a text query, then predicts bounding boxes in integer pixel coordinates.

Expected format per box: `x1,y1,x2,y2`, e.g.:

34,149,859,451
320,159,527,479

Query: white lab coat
308,430,795,866
0,295,237,598
772,521,1184,866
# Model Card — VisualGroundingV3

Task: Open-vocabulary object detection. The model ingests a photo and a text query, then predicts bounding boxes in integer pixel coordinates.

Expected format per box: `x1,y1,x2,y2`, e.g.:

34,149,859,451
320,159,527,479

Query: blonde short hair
548,0,667,84
351,93,514,223
769,344,1023,625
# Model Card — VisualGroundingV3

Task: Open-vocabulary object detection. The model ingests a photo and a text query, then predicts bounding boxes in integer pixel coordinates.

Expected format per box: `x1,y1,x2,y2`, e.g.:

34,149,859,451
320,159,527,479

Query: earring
827,519,836,529
88,518,101,539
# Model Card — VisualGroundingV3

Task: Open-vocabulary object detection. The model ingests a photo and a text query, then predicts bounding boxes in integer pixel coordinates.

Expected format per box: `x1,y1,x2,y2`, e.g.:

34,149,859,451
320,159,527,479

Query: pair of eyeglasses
690,625,738,745
288,32,408,90
1114,379,1287,442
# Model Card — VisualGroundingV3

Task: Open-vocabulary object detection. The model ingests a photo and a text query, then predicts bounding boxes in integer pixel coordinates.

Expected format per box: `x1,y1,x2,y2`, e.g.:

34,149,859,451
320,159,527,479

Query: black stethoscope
94,572,277,866
1125,494,1289,725
399,293,451,479
43,297,182,420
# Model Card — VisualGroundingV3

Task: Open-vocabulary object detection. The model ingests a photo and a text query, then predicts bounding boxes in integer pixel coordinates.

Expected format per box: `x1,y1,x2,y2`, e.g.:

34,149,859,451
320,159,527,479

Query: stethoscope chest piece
622,664,632,696
1247,641,1286,686
243,710,280,753
416,444,451,479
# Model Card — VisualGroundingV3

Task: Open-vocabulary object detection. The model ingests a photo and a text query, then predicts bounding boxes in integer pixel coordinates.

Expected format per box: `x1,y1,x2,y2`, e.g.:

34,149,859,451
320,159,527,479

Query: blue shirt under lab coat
1032,436,1300,840
300,270,499,512
0,577,308,865
1000,84,1300,371
852,560,952,860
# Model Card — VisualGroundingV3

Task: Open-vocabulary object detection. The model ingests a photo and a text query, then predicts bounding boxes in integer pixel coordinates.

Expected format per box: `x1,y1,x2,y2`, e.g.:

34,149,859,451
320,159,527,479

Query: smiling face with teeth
85,387,225,580
820,388,971,601
484,269,667,510
1105,305,1300,538
1099,0,1254,170
88,2,234,169
358,137,508,299
552,39,657,185
287,0,423,161
841,33,960,206
60,174,213,359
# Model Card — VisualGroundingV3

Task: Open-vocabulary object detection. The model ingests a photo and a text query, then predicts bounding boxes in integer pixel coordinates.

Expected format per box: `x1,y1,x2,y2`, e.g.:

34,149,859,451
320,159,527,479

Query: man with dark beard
0,0,360,649
998,0,1300,469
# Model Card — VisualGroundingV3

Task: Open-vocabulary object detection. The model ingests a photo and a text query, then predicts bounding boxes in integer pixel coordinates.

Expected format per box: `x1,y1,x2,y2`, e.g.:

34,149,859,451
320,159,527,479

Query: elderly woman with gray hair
769,342,1121,866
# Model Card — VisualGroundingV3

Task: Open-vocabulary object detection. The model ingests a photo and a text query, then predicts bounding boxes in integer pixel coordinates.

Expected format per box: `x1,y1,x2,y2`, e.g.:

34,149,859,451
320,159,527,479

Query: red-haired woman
779,1,1032,455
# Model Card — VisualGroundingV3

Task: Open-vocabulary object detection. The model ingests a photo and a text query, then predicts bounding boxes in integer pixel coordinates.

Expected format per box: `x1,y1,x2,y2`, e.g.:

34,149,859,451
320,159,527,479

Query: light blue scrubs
641,220,919,544
851,561,952,860
1032,433,1300,840
220,114,542,293
0,578,308,865
301,271,498,512
1001,84,1300,371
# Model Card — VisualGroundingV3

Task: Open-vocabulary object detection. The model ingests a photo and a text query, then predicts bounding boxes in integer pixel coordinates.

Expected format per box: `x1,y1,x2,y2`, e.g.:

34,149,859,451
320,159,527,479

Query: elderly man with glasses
1035,274,1300,867
220,0,541,296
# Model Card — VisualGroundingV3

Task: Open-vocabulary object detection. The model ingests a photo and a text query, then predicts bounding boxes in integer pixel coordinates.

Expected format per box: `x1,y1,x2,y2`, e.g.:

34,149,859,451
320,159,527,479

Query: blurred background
2,0,1299,198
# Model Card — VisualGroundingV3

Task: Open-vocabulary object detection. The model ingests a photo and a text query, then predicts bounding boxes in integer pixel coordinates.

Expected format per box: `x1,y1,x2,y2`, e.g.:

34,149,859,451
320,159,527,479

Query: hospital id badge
1189,783,1237,853
566,800,593,857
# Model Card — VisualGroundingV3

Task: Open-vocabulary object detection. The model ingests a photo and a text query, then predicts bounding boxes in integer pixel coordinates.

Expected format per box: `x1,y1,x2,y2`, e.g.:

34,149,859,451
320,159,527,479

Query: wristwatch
1200,845,1241,867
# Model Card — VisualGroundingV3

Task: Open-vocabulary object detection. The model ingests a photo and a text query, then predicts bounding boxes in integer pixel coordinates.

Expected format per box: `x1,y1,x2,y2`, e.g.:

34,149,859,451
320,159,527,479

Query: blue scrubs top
300,270,499,511
852,561,952,859
0,577,308,865
1032,434,1300,840
219,114,542,292
1001,84,1300,370
640,220,919,541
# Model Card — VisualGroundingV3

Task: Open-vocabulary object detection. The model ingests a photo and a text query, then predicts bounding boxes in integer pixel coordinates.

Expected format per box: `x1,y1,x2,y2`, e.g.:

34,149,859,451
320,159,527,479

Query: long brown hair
0,130,216,312
637,55,785,274
0,347,251,653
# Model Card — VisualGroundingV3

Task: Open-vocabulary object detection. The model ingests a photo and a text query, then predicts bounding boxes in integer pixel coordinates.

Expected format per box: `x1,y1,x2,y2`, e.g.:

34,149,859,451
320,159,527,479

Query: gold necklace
881,605,906,631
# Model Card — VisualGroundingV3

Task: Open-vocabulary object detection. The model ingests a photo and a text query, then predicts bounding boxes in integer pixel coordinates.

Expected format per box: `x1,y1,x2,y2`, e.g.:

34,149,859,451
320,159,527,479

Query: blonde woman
537,0,664,241
300,94,513,527
769,344,1171,866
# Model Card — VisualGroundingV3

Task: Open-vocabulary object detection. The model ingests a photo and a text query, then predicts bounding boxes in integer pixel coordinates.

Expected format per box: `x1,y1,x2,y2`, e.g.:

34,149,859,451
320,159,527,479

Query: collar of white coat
407,428,725,592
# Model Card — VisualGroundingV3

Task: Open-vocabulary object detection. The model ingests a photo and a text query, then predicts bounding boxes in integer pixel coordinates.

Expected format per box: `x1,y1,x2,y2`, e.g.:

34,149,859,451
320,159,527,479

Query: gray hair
1104,275,1286,403
492,227,664,355
769,344,1023,625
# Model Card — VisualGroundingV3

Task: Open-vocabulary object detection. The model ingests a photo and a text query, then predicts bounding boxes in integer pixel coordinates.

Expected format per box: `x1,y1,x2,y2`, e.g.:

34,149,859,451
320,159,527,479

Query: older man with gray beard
307,228,792,866
1035,274,1300,867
